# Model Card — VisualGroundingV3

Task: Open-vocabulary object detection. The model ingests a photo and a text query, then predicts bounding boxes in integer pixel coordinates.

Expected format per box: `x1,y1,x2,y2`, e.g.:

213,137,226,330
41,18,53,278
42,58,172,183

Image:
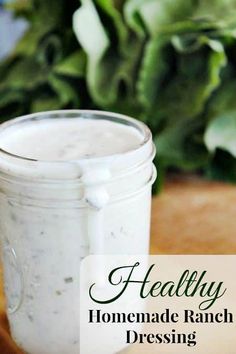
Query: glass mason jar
0,110,156,354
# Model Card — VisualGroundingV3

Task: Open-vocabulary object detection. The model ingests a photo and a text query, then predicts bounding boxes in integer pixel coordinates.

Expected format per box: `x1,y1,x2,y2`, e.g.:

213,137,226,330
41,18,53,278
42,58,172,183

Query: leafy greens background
1,0,236,190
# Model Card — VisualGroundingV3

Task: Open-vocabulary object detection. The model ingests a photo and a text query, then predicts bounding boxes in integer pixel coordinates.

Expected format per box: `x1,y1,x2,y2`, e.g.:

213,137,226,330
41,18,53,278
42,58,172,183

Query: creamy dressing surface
0,114,155,354
0,118,143,161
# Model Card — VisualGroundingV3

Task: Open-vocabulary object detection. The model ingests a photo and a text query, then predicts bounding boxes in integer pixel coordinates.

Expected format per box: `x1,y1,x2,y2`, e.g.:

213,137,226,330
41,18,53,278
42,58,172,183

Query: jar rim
0,109,152,164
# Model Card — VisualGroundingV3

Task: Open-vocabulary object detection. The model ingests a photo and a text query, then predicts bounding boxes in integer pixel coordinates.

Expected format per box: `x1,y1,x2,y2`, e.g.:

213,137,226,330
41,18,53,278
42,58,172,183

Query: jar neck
0,143,156,204
0,133,153,179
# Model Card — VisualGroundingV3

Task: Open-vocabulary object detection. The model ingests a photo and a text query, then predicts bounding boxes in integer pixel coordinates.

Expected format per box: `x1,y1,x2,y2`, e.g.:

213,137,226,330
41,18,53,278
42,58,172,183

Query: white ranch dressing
0,118,143,161
0,117,144,256
0,111,155,354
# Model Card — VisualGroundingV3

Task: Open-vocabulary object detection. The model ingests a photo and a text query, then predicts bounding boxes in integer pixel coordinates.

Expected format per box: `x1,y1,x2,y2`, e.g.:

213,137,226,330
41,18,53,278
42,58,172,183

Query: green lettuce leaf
0,89,28,121
146,36,226,132
205,81,236,119
13,26,53,57
53,50,86,78
155,118,209,170
124,0,236,37
124,0,196,36
73,0,143,112
205,149,236,183
49,74,80,106
136,36,170,114
194,0,236,25
37,33,63,67
204,112,236,157
31,95,63,112
94,0,128,48
0,57,48,91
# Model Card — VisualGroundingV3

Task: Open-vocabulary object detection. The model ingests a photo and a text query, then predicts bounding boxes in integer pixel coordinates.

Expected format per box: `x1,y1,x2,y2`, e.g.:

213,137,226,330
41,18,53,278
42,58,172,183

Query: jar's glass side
0,110,156,354
0,184,153,353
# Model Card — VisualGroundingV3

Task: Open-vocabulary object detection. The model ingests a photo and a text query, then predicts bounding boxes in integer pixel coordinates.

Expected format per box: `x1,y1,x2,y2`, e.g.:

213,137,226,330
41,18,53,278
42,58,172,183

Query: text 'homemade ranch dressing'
0,111,156,354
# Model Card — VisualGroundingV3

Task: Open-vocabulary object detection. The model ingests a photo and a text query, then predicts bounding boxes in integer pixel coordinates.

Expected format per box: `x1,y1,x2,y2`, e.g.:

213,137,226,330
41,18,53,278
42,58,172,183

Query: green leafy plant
1,0,236,190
